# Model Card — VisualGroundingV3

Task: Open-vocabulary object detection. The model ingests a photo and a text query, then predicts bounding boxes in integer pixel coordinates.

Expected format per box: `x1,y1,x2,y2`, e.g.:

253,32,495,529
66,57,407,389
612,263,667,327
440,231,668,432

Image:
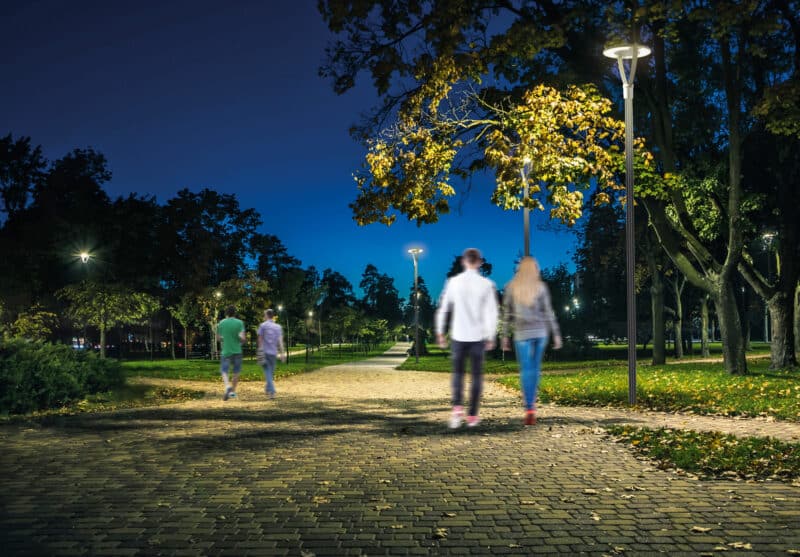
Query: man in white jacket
435,248,499,428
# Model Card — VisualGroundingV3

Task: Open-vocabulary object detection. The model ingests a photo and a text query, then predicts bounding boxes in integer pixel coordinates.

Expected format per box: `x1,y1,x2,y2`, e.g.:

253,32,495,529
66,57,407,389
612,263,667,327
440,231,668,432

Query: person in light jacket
501,257,562,426
435,248,499,429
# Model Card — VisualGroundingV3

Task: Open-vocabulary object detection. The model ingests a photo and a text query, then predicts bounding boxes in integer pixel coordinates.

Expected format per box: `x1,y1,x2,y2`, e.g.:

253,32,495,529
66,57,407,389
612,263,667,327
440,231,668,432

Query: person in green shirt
217,305,246,400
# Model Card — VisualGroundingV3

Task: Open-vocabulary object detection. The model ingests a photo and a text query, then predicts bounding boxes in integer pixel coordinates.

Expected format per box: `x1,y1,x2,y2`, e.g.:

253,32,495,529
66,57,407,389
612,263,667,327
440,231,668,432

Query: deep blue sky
2,0,578,300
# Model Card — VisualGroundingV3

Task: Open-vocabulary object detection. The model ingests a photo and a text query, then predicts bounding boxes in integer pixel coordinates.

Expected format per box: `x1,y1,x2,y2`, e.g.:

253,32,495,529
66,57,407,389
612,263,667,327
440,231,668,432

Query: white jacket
435,269,499,342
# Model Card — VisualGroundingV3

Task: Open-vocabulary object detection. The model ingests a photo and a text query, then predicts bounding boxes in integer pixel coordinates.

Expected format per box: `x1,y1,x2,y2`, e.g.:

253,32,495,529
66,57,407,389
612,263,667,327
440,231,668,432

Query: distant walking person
435,248,499,429
501,257,562,426
257,309,286,399
217,305,246,401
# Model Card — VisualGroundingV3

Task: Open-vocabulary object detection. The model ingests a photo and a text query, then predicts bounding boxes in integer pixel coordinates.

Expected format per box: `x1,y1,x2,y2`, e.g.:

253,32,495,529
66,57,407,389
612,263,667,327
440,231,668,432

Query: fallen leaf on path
728,542,752,549
374,504,393,511
433,527,448,539
583,489,598,495
691,526,712,533
442,512,456,517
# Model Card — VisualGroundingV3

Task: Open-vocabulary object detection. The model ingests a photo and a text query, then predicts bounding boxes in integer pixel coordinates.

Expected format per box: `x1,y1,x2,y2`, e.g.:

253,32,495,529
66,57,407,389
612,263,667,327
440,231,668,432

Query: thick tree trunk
650,274,666,365
768,292,797,369
716,283,747,375
184,327,189,360
701,295,711,357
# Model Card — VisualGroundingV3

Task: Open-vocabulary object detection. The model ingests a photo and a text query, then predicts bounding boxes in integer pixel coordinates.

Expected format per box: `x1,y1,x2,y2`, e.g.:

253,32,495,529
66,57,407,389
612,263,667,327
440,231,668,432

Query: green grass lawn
496,359,800,421
607,426,800,482
123,343,395,382
1,383,206,421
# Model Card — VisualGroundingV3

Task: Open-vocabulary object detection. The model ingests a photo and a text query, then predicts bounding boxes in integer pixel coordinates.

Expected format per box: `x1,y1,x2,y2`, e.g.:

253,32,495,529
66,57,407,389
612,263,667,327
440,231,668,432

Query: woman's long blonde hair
508,257,543,308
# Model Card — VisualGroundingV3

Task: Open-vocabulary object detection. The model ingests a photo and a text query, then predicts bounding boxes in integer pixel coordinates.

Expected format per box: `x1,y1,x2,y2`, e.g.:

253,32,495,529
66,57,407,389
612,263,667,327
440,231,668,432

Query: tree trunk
795,281,800,356
768,292,797,369
170,316,176,360
651,278,666,365
184,327,189,360
701,295,711,357
716,283,747,374
100,326,107,359
673,317,683,359
644,236,666,365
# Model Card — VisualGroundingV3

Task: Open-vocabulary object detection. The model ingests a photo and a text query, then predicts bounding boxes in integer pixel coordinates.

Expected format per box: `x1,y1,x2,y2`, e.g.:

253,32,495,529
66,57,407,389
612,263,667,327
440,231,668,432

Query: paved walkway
1,343,799,556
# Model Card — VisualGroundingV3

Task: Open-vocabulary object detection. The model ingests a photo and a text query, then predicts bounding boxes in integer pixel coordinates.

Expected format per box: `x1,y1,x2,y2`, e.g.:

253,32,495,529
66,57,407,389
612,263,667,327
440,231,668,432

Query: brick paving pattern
1,343,798,556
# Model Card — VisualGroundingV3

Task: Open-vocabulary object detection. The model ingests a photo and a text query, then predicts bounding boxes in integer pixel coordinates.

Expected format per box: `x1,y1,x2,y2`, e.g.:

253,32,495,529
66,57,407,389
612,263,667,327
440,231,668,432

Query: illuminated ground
2,343,798,555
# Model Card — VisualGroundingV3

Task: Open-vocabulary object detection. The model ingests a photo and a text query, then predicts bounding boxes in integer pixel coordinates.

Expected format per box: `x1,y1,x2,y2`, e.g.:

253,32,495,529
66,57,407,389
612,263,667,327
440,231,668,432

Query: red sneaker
524,411,536,426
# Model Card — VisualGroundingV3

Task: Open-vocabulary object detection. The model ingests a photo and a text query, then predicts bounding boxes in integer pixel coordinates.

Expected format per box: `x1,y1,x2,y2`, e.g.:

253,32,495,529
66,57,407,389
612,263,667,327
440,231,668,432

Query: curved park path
1,343,799,556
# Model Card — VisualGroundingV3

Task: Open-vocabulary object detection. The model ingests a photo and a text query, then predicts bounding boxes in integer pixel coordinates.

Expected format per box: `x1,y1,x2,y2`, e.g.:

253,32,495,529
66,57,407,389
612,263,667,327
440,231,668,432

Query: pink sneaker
466,415,481,428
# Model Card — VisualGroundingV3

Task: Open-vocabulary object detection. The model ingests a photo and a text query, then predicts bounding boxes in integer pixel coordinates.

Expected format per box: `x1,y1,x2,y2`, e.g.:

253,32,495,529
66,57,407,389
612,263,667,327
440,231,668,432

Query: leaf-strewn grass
497,359,800,421
123,343,395,382
1,383,206,421
608,426,800,481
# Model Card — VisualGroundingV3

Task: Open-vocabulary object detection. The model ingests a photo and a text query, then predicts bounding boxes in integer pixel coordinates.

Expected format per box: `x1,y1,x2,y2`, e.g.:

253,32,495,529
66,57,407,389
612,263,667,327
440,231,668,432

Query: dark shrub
0,338,124,414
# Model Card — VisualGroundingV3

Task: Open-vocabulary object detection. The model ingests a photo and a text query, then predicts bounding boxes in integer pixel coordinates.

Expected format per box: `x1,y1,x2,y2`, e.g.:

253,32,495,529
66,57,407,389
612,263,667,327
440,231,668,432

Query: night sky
2,0,579,299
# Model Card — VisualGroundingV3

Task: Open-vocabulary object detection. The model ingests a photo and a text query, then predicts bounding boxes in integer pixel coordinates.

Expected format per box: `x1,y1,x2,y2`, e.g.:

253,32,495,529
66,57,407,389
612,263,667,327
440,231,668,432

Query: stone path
1,343,799,556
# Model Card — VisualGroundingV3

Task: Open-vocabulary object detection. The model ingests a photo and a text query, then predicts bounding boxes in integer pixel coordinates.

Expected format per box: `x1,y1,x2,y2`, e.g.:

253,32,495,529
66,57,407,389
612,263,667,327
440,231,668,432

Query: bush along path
1,343,799,556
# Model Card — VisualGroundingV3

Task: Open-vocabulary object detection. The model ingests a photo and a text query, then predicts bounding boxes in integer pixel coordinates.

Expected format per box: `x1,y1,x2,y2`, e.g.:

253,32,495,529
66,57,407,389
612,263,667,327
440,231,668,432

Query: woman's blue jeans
514,337,548,410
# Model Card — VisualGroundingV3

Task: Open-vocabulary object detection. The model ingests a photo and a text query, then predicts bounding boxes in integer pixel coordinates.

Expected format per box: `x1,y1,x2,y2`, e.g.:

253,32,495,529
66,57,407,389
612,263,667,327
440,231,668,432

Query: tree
169,294,201,359
57,281,151,358
446,255,492,279
574,193,626,341
0,148,113,310
0,134,46,219
161,188,261,294
319,268,356,315
359,264,404,325
8,304,59,341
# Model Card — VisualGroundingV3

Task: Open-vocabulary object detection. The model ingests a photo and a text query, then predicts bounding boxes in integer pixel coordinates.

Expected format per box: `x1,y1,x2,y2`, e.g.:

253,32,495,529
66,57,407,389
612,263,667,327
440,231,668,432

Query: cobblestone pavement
1,343,799,556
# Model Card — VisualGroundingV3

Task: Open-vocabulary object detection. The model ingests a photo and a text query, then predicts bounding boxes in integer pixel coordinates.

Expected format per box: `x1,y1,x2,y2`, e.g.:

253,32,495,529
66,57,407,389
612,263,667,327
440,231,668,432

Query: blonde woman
501,257,562,425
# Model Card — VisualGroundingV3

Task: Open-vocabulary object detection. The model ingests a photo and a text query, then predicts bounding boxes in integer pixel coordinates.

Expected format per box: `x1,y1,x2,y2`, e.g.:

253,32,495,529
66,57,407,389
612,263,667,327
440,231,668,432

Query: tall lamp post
212,290,222,360
278,304,289,364
306,310,313,363
519,157,532,256
408,248,423,364
77,251,92,348
603,43,650,406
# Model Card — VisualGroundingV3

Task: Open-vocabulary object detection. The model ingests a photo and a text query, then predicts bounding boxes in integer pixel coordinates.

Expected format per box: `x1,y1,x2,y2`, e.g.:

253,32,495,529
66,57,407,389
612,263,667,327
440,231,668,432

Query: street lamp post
519,158,532,256
212,290,222,360
604,43,650,406
77,251,92,349
278,304,289,364
408,248,423,364
306,310,313,363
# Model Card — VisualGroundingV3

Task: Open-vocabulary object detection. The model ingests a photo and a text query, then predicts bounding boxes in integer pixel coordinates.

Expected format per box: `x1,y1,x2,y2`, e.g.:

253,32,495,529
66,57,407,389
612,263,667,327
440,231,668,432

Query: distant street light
79,251,91,263
604,42,650,406
408,248,423,364
519,157,533,256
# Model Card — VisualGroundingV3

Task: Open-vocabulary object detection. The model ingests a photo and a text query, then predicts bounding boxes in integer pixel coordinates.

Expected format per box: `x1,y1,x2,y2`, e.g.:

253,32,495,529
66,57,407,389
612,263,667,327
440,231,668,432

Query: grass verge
123,343,395,382
1,383,205,421
607,426,800,483
496,359,800,421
